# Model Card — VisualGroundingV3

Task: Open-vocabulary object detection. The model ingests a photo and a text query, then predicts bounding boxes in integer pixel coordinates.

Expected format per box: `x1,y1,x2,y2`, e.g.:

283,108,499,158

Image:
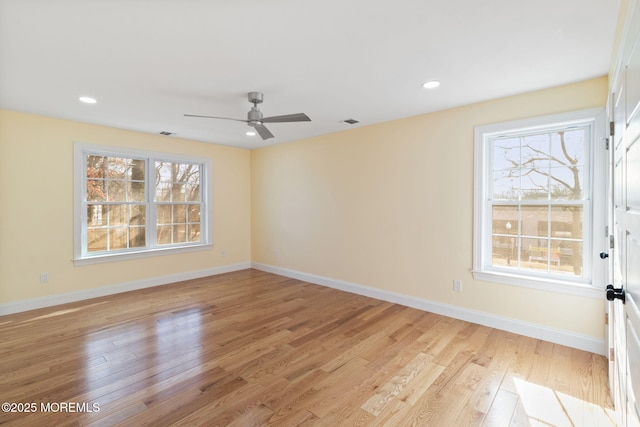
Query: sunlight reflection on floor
514,378,617,426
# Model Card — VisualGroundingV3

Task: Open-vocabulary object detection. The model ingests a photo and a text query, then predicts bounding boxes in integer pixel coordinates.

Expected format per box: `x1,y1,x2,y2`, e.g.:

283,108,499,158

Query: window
74,143,211,264
473,109,606,293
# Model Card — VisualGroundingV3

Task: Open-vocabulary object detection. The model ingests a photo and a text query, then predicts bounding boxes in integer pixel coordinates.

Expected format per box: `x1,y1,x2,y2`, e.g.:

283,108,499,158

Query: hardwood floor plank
360,351,433,416
0,269,613,426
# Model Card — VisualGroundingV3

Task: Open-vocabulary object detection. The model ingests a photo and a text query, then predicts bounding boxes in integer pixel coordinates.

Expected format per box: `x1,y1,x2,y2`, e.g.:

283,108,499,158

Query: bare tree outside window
86,155,146,252
155,161,201,245
84,156,202,254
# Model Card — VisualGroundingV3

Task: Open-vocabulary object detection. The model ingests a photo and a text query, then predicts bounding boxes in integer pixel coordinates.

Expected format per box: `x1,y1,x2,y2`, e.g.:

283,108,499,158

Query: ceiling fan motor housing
247,107,263,126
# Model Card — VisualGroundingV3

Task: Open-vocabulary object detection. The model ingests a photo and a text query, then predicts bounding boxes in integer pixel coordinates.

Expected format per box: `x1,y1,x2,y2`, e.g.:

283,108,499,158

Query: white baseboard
251,262,605,356
0,262,251,316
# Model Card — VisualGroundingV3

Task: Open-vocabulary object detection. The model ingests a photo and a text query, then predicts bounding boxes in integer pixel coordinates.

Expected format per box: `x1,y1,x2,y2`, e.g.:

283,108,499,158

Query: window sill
471,269,604,299
74,243,213,266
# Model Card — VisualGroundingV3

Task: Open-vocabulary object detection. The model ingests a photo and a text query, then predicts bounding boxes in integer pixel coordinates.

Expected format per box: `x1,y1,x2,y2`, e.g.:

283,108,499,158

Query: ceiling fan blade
255,125,274,140
262,113,311,123
184,114,248,123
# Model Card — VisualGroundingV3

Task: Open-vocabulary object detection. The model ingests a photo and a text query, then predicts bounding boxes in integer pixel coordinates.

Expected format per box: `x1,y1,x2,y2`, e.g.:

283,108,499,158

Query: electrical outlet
453,279,462,292
40,272,49,284
221,249,227,257
274,249,279,259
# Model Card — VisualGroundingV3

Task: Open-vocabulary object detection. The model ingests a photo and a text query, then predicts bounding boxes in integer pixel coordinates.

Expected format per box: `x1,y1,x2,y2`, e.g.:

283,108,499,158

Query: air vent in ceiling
159,131,175,136
342,119,359,125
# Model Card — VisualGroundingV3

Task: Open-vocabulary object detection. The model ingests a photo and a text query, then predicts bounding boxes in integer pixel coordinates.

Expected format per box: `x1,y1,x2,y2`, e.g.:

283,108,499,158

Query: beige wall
0,110,251,304
251,77,608,339
0,77,609,340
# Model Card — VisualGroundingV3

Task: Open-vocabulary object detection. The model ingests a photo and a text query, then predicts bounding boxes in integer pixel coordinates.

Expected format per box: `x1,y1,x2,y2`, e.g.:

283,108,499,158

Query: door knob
600,251,609,259
606,284,625,303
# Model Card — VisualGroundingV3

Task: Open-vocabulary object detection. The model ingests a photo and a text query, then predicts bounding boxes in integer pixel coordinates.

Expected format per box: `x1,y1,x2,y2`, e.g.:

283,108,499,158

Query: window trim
472,108,606,298
73,142,213,265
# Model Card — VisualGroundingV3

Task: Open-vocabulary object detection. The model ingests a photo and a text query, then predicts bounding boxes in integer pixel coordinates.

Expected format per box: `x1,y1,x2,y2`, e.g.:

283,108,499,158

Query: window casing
74,143,212,264
473,109,606,295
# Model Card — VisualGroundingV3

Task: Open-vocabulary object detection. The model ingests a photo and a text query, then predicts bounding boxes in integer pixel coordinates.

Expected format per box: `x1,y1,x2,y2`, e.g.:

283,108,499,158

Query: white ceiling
0,0,621,149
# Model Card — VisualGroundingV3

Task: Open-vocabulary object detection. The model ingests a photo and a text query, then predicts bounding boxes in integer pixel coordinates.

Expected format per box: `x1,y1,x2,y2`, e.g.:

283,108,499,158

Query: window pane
186,183,200,202
86,155,107,178
87,205,107,226
492,206,518,235
188,205,200,223
188,224,201,243
130,205,146,225
129,226,145,248
492,235,518,267
550,129,585,167
157,225,171,245
87,228,107,252
174,204,187,223
493,137,520,170
525,240,551,269
157,205,172,224
108,181,126,202
155,182,171,202
550,166,583,199
87,180,106,202
552,240,582,276
130,159,145,180
173,225,186,243
187,166,200,183
108,158,129,179
172,184,185,202
521,168,549,200
521,206,549,237
109,227,127,250
493,170,520,200
156,161,172,181
551,206,582,239
128,181,145,202
109,205,127,226
521,134,550,169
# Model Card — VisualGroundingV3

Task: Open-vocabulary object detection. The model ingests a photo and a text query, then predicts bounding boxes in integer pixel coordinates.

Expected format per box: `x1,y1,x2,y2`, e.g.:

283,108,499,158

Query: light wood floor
0,269,614,426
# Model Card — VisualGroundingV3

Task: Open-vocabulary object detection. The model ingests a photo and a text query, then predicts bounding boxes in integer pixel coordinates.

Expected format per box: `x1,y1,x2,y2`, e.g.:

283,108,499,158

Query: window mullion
147,158,157,249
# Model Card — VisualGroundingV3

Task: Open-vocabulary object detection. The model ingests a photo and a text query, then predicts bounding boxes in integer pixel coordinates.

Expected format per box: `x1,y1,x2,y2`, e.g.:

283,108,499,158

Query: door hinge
610,234,615,249
610,121,615,137
610,347,615,362
605,312,609,325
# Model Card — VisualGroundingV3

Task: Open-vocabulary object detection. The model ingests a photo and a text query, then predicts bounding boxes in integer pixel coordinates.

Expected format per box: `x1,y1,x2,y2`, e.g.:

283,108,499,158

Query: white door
609,1,640,424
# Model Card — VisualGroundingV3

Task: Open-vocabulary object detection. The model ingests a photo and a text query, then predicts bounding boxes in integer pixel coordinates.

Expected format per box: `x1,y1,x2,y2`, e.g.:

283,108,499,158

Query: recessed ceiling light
422,80,441,89
246,131,256,136
79,96,97,104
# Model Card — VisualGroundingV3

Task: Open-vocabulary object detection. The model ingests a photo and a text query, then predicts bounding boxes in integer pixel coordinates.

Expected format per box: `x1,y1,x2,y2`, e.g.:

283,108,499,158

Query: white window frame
73,142,213,265
472,108,606,298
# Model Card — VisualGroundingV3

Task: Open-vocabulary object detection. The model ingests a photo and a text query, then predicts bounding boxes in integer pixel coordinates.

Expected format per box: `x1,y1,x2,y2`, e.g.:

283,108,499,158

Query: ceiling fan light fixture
422,80,441,89
246,131,256,136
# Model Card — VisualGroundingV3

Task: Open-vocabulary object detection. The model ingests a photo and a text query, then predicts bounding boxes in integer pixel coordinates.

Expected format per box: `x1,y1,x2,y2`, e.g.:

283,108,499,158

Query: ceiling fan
184,92,311,140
